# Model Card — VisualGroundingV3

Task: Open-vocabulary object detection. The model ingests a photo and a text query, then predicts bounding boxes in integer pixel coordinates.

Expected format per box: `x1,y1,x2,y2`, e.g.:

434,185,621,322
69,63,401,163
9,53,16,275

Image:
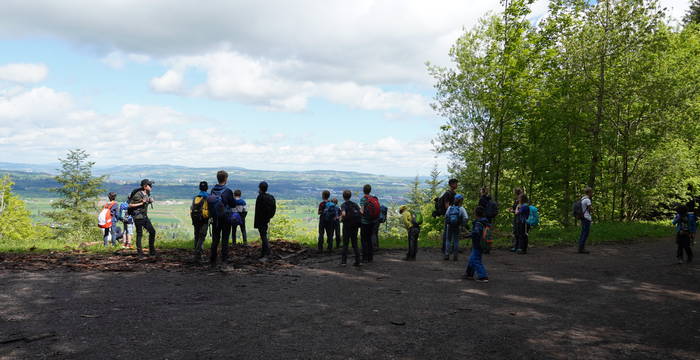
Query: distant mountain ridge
0,163,423,201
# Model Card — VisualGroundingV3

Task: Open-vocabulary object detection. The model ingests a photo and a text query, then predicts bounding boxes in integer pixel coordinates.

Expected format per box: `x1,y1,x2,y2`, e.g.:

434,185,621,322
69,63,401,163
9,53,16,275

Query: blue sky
0,0,690,176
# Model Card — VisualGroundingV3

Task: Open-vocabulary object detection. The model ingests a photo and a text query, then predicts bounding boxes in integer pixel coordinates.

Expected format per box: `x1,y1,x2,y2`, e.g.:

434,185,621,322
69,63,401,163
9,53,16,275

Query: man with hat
129,179,157,256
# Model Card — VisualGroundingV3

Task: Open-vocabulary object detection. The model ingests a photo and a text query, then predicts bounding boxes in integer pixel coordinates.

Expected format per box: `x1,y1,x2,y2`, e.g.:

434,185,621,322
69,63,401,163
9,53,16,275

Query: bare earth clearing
1,239,699,360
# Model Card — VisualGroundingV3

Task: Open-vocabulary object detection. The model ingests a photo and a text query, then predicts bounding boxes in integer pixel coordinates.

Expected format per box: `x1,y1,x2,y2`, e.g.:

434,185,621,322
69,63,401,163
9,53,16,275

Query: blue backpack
323,202,337,223
527,205,539,226
207,187,229,219
229,211,243,226
446,206,461,226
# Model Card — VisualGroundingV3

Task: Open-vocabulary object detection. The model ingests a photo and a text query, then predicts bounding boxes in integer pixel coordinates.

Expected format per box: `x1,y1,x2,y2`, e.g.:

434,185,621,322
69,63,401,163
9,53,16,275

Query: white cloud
0,85,441,176
101,51,150,69
150,69,184,92
0,63,48,83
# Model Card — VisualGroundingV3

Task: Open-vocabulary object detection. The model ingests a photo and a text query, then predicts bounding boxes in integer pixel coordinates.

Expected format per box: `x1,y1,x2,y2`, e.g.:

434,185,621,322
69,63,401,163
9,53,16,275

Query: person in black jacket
129,179,156,256
254,181,276,258
210,171,236,266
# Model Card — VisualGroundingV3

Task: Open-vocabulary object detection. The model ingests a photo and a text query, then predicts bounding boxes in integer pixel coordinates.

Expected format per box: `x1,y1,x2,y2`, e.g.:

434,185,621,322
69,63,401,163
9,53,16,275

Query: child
444,194,468,261
340,190,361,266
317,190,333,253
463,206,489,282
233,189,248,245
673,205,695,264
101,192,120,247
191,181,210,262
119,202,134,248
514,193,530,254
400,205,421,261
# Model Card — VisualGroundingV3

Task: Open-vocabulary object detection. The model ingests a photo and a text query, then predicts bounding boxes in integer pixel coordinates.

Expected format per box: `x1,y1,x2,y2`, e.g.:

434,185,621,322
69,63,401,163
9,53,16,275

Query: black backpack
261,193,276,219
343,201,361,225
378,205,389,223
678,215,690,235
485,200,499,219
432,195,446,218
573,199,584,220
127,187,142,216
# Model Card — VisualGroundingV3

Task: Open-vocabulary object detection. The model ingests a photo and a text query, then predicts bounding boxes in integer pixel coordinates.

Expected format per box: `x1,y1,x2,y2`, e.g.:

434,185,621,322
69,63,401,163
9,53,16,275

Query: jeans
259,223,270,256
579,219,591,249
360,222,374,262
445,224,460,256
466,247,488,279
677,233,693,261
341,222,360,264
515,221,529,252
134,217,156,255
211,219,231,263
317,219,334,251
193,221,208,255
232,218,247,245
407,226,420,259
372,222,380,250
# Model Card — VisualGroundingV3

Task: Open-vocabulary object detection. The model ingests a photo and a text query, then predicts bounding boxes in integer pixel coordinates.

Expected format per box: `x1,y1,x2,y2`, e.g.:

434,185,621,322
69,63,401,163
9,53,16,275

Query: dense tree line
430,0,700,224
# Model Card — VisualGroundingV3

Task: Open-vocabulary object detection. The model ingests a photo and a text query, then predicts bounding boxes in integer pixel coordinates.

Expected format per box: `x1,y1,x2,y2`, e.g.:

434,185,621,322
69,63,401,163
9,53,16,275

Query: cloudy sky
0,0,690,176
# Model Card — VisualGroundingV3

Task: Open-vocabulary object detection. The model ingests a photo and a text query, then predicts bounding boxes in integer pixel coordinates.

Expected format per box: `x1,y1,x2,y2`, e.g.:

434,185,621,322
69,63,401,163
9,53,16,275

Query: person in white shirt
578,187,593,254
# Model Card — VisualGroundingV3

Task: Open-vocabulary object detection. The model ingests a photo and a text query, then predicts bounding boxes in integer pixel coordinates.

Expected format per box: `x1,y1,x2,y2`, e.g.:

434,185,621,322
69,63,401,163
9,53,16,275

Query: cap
140,179,154,187
454,194,464,201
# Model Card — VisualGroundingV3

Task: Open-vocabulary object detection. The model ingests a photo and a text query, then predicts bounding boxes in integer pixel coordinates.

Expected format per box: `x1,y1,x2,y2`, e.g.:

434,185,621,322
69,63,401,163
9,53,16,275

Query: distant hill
0,163,423,201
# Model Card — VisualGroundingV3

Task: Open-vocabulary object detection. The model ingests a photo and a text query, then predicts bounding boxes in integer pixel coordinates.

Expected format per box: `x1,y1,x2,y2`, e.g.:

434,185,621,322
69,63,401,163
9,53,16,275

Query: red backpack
98,201,116,229
364,195,380,220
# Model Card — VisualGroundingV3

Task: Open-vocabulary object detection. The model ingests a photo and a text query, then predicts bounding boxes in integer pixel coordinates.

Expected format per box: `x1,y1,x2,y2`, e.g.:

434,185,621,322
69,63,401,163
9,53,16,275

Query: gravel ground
1,239,699,360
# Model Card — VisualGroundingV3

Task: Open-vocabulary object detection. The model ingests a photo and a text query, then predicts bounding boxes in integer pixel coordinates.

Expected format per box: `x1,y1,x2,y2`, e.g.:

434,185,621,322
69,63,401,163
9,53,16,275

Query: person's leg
511,216,518,251
522,226,528,253
442,223,448,254
135,220,144,255
103,228,110,246
407,227,418,260
341,223,349,264
351,225,361,265
231,223,238,246
578,219,591,251
317,219,325,252
324,223,334,252
144,218,156,255
221,223,231,262
453,227,460,260
372,222,380,250
110,223,118,246
335,222,341,248
360,223,371,262
241,218,248,245
259,223,270,257
465,250,475,277
210,221,221,264
472,248,488,279
411,228,420,259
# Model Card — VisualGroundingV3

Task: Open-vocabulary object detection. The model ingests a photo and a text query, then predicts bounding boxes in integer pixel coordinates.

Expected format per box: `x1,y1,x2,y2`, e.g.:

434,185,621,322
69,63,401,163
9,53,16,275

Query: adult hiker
340,190,362,266
209,171,236,267
360,184,380,263
577,187,593,254
317,190,334,253
129,179,156,256
254,181,276,259
439,179,459,253
508,187,523,252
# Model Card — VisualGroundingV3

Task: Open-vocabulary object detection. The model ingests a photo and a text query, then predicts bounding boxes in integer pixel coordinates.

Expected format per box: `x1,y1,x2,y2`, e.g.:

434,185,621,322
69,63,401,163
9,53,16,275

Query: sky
0,0,691,177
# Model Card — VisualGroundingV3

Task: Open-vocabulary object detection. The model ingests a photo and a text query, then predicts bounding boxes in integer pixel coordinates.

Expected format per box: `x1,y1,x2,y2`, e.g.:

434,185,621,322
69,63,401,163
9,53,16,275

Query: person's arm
128,192,147,208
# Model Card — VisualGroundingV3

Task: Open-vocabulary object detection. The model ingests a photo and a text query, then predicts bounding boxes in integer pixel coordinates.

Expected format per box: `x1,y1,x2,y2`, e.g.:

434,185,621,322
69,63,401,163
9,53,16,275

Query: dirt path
1,239,699,359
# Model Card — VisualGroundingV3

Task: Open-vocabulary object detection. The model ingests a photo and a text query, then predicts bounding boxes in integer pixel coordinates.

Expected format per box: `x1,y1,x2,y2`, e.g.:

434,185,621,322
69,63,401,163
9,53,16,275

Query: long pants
578,219,591,250
511,216,518,249
466,247,488,279
515,221,529,252
211,219,231,264
445,224,460,256
442,223,448,253
677,233,693,261
372,222,380,250
134,217,156,255
232,218,247,245
342,222,361,264
360,222,374,262
318,219,334,251
335,221,342,248
258,223,270,257
407,226,420,259
193,221,208,256
103,223,118,246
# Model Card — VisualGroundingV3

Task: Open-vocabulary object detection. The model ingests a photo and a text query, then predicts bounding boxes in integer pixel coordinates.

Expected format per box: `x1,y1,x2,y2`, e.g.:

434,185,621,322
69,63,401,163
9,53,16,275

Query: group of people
98,172,696,272
97,179,156,256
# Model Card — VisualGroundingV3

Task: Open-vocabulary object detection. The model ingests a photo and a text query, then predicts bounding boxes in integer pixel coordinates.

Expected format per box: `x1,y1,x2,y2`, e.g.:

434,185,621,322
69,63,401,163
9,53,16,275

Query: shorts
125,223,135,235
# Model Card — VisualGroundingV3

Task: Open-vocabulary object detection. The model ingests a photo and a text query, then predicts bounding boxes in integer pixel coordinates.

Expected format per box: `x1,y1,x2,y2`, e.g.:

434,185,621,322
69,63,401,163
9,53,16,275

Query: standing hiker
577,187,593,254
514,193,530,255
508,187,523,252
444,194,468,261
332,198,342,249
254,181,276,259
400,205,422,261
437,179,459,254
317,190,334,253
673,205,695,264
232,189,248,245
209,171,236,267
129,179,156,256
98,192,120,247
360,184,380,263
190,181,210,262
340,190,362,266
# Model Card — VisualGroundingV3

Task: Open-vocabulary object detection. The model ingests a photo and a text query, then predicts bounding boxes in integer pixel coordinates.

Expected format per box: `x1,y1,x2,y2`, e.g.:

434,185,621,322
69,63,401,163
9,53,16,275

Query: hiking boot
476,277,489,283
516,249,526,254
678,258,684,264
340,261,347,266
578,249,590,254
462,274,474,281
509,248,517,252
443,255,450,261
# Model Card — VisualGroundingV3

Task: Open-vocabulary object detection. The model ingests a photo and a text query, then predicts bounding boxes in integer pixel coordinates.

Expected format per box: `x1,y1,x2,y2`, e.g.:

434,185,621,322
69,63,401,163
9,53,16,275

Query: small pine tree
685,0,700,25
47,149,105,241
408,175,426,209
425,164,444,201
